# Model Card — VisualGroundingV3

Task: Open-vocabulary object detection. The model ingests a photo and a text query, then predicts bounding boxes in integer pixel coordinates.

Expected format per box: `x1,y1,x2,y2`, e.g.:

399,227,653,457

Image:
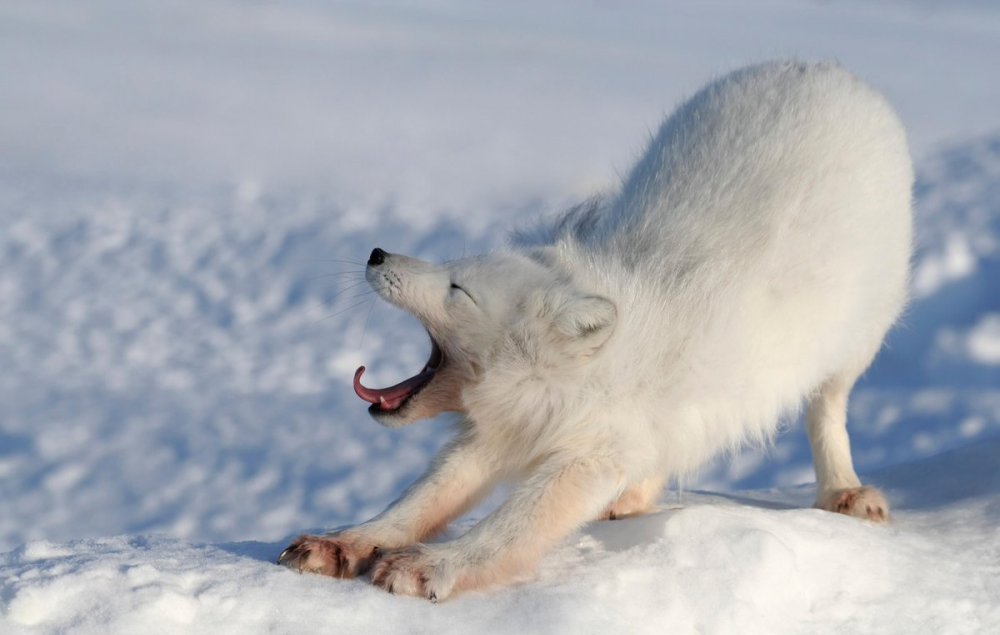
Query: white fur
279,61,912,600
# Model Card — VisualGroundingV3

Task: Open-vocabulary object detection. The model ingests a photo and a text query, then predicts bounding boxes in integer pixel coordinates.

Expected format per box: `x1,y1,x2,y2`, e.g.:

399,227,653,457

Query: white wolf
279,61,912,600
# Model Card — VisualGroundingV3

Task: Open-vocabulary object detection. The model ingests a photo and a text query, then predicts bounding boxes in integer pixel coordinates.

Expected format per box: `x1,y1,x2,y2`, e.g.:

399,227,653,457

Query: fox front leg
370,455,621,600
279,434,497,578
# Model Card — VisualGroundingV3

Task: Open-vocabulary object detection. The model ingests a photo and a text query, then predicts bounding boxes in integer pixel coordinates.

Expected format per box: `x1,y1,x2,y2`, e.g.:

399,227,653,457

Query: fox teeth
380,396,387,406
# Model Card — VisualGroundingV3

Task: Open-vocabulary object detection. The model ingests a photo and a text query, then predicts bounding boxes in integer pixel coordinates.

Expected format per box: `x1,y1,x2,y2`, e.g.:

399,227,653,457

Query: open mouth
353,335,444,415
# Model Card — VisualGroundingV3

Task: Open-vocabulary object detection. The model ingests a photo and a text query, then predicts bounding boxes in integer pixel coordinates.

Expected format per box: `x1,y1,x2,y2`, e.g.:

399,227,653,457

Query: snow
4,441,999,633
1,0,999,632
967,314,1000,364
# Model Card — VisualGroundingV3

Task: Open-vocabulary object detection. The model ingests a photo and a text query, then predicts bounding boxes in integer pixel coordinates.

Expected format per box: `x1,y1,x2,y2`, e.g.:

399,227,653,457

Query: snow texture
3,442,999,634
1,0,998,632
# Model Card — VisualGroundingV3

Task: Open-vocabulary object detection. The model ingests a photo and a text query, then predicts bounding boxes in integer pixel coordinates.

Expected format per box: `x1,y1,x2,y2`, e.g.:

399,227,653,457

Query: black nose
368,247,387,266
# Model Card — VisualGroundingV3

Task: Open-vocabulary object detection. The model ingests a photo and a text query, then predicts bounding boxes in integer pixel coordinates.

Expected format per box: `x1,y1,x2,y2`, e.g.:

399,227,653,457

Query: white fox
279,61,912,601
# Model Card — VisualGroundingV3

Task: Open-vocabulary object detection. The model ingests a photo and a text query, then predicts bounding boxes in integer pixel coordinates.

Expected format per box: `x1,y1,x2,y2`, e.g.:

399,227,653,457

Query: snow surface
3,441,999,634
1,0,999,632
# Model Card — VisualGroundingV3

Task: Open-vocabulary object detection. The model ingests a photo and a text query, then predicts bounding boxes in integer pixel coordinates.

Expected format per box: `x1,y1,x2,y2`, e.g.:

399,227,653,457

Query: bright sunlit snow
1,1,998,633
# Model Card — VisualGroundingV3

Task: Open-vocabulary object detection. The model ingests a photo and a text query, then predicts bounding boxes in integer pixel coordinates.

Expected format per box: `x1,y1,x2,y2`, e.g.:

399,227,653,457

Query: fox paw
817,486,889,523
597,478,662,521
278,534,380,578
598,495,654,521
370,546,456,602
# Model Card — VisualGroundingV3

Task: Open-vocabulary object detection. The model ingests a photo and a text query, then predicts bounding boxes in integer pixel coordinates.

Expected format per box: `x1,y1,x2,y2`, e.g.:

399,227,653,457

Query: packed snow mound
2,439,997,634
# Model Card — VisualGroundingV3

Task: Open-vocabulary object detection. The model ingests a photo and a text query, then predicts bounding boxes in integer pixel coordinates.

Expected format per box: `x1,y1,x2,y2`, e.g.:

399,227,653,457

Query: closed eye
450,282,476,303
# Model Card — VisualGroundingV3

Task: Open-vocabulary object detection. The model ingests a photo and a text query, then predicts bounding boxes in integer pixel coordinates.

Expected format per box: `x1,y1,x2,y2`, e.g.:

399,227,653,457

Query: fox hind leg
805,372,889,523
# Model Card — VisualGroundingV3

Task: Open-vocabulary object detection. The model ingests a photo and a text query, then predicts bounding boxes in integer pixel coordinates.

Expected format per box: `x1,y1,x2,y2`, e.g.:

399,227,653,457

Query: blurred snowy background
1,0,999,554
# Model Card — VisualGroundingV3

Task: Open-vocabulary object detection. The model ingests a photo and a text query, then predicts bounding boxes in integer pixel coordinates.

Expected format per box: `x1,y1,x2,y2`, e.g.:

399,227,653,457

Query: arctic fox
279,61,912,600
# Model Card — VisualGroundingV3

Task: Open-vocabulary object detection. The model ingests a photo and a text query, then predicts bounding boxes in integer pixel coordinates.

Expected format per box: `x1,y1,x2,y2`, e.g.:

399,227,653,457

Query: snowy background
1,1,998,632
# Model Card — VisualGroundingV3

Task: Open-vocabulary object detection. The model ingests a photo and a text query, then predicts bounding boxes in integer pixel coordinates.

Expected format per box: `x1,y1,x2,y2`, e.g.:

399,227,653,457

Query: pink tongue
353,366,435,411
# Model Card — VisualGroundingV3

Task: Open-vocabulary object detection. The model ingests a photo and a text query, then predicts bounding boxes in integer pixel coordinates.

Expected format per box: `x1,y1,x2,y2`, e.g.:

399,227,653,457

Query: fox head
353,247,617,427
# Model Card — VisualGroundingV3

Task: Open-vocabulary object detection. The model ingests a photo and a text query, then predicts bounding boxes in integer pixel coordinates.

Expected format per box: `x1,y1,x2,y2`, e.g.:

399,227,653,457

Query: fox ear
552,295,617,356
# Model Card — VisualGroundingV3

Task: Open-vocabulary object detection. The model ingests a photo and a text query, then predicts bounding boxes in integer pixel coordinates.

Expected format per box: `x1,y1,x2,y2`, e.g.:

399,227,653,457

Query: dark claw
279,545,307,567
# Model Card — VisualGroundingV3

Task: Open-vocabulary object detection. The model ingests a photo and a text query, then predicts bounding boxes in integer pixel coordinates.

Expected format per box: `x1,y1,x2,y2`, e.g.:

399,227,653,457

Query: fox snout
364,247,446,321
357,246,471,424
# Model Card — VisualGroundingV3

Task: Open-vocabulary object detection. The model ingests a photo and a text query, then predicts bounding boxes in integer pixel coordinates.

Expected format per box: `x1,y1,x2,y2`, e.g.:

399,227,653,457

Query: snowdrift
3,439,998,634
